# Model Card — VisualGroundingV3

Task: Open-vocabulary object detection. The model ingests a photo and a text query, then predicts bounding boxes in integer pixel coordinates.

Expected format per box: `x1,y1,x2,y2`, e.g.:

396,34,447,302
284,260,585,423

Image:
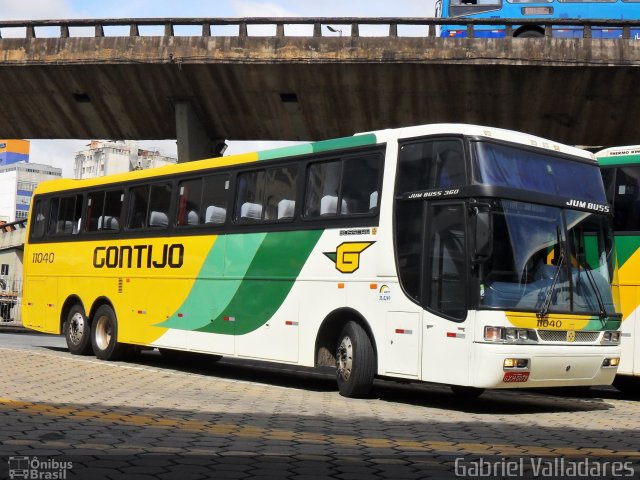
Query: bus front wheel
336,321,375,398
91,305,129,361
613,375,640,395
64,304,92,355
515,29,544,38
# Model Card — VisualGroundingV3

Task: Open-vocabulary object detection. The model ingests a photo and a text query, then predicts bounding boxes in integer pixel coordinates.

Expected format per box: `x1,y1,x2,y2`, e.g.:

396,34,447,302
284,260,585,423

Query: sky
1,0,437,177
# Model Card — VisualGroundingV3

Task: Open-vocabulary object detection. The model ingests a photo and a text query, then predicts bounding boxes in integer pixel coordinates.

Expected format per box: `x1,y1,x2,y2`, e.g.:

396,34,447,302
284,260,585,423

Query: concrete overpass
1,17,640,160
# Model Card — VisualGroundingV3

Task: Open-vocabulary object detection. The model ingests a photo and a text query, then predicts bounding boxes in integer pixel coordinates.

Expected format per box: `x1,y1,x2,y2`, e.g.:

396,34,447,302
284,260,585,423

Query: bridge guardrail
1,17,640,40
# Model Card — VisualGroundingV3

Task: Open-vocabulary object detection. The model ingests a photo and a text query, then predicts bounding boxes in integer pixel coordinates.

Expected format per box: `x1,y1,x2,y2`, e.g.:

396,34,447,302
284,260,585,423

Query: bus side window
101,190,123,231
177,179,203,226
201,175,229,225
397,139,466,193
304,155,381,218
264,166,297,220
305,161,341,217
236,170,266,221
613,166,640,232
29,198,48,239
341,156,382,214
47,198,60,236
127,186,150,229
147,184,171,229
86,190,122,232
53,195,83,235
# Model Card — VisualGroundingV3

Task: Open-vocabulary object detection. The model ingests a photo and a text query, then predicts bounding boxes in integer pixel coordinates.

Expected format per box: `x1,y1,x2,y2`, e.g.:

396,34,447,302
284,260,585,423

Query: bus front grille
537,330,600,343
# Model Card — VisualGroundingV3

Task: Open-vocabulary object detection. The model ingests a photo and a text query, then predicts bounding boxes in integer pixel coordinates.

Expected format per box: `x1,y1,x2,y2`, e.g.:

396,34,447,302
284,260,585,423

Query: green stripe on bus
614,235,640,269
195,229,323,335
257,134,378,161
158,233,267,330
258,144,313,161
585,318,621,331
597,154,640,167
311,134,378,153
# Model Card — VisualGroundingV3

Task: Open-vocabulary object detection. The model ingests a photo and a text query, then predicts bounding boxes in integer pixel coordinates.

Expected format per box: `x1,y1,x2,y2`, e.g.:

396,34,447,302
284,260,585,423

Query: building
0,140,30,166
0,219,26,322
0,162,62,223
74,140,177,180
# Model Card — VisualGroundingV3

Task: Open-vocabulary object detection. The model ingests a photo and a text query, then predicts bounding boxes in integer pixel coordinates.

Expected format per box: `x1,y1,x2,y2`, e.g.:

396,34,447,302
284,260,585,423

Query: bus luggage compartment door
384,311,420,378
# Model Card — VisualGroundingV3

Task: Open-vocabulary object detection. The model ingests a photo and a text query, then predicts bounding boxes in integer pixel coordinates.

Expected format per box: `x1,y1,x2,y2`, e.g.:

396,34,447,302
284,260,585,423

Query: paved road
0,332,639,479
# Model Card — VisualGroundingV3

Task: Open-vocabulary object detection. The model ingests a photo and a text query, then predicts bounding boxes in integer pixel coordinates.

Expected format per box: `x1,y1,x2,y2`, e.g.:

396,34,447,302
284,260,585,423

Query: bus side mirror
473,207,492,262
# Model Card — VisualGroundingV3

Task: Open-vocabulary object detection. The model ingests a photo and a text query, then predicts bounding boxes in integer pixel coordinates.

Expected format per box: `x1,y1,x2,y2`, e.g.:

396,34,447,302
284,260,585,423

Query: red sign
503,371,530,383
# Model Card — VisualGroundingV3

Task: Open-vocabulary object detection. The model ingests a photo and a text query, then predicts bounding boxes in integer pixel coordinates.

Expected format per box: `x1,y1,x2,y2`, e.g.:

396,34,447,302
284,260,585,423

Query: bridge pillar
174,100,226,163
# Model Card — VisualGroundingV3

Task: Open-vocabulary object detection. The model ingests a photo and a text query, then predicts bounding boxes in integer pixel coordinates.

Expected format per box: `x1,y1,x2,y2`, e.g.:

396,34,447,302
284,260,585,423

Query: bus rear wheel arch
63,302,93,356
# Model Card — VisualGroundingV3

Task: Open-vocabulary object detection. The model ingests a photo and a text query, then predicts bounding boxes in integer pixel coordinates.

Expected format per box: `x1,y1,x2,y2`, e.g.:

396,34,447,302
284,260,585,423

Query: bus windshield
473,141,607,204
479,199,620,316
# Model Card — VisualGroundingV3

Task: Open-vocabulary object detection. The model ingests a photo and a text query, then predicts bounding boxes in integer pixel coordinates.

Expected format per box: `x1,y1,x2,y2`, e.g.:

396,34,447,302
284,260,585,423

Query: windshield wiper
577,261,608,323
538,228,565,319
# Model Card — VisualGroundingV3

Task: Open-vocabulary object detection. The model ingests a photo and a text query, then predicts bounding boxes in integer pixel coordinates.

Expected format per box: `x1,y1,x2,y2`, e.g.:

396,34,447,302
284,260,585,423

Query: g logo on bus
567,331,576,343
324,242,375,274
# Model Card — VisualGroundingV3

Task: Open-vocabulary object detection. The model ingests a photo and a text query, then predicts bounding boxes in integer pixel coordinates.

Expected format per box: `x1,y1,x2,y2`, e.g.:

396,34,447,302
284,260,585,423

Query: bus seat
277,199,295,219
149,211,168,227
58,220,74,234
205,205,226,224
98,216,120,230
240,202,263,220
187,210,199,225
369,191,379,211
320,195,348,215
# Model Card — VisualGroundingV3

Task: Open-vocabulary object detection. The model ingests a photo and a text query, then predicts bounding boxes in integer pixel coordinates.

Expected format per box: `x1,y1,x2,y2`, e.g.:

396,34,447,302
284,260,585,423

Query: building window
0,264,8,276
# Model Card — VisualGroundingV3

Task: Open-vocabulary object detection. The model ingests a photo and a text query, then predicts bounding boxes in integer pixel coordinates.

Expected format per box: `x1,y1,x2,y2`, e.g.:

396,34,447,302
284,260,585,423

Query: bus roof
596,145,640,166
33,123,595,195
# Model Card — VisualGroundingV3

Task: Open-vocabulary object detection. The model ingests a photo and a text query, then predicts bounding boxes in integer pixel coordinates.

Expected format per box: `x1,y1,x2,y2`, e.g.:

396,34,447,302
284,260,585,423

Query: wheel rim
95,315,112,351
337,335,353,381
68,312,85,345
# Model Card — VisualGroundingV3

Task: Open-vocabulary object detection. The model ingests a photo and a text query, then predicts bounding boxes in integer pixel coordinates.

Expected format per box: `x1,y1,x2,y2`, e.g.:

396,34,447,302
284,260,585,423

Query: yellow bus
23,124,621,398
597,145,640,393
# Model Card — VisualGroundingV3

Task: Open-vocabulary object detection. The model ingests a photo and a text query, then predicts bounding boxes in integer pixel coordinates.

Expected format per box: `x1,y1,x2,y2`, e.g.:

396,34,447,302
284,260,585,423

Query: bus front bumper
470,343,620,389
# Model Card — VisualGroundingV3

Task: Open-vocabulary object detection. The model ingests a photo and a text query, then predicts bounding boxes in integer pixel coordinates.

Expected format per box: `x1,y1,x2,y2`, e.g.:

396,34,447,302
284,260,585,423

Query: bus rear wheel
91,305,129,361
336,321,375,398
64,304,92,355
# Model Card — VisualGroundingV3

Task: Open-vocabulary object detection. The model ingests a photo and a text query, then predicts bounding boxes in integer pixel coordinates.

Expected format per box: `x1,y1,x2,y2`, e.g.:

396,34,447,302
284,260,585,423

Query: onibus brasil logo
324,242,375,273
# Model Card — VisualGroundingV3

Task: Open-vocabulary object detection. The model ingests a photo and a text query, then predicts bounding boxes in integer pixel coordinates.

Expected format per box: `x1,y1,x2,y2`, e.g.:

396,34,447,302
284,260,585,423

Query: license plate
503,371,530,383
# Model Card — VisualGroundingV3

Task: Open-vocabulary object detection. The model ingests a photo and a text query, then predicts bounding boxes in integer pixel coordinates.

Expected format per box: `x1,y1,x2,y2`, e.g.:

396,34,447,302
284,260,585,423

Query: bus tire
64,304,92,355
91,305,128,361
516,29,543,38
336,321,375,398
450,385,485,398
613,375,640,395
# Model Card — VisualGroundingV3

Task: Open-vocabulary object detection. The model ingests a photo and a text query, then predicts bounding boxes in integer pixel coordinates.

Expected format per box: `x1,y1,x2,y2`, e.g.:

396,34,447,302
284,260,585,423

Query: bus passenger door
421,202,472,385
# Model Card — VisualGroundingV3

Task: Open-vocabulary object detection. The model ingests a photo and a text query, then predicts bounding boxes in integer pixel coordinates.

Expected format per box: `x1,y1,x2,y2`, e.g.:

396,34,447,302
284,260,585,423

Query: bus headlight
601,331,621,345
602,358,620,368
484,326,538,343
484,326,504,342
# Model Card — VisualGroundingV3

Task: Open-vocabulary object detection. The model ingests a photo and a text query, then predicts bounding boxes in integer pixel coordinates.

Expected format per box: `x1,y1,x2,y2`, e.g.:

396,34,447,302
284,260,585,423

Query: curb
0,324,32,334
